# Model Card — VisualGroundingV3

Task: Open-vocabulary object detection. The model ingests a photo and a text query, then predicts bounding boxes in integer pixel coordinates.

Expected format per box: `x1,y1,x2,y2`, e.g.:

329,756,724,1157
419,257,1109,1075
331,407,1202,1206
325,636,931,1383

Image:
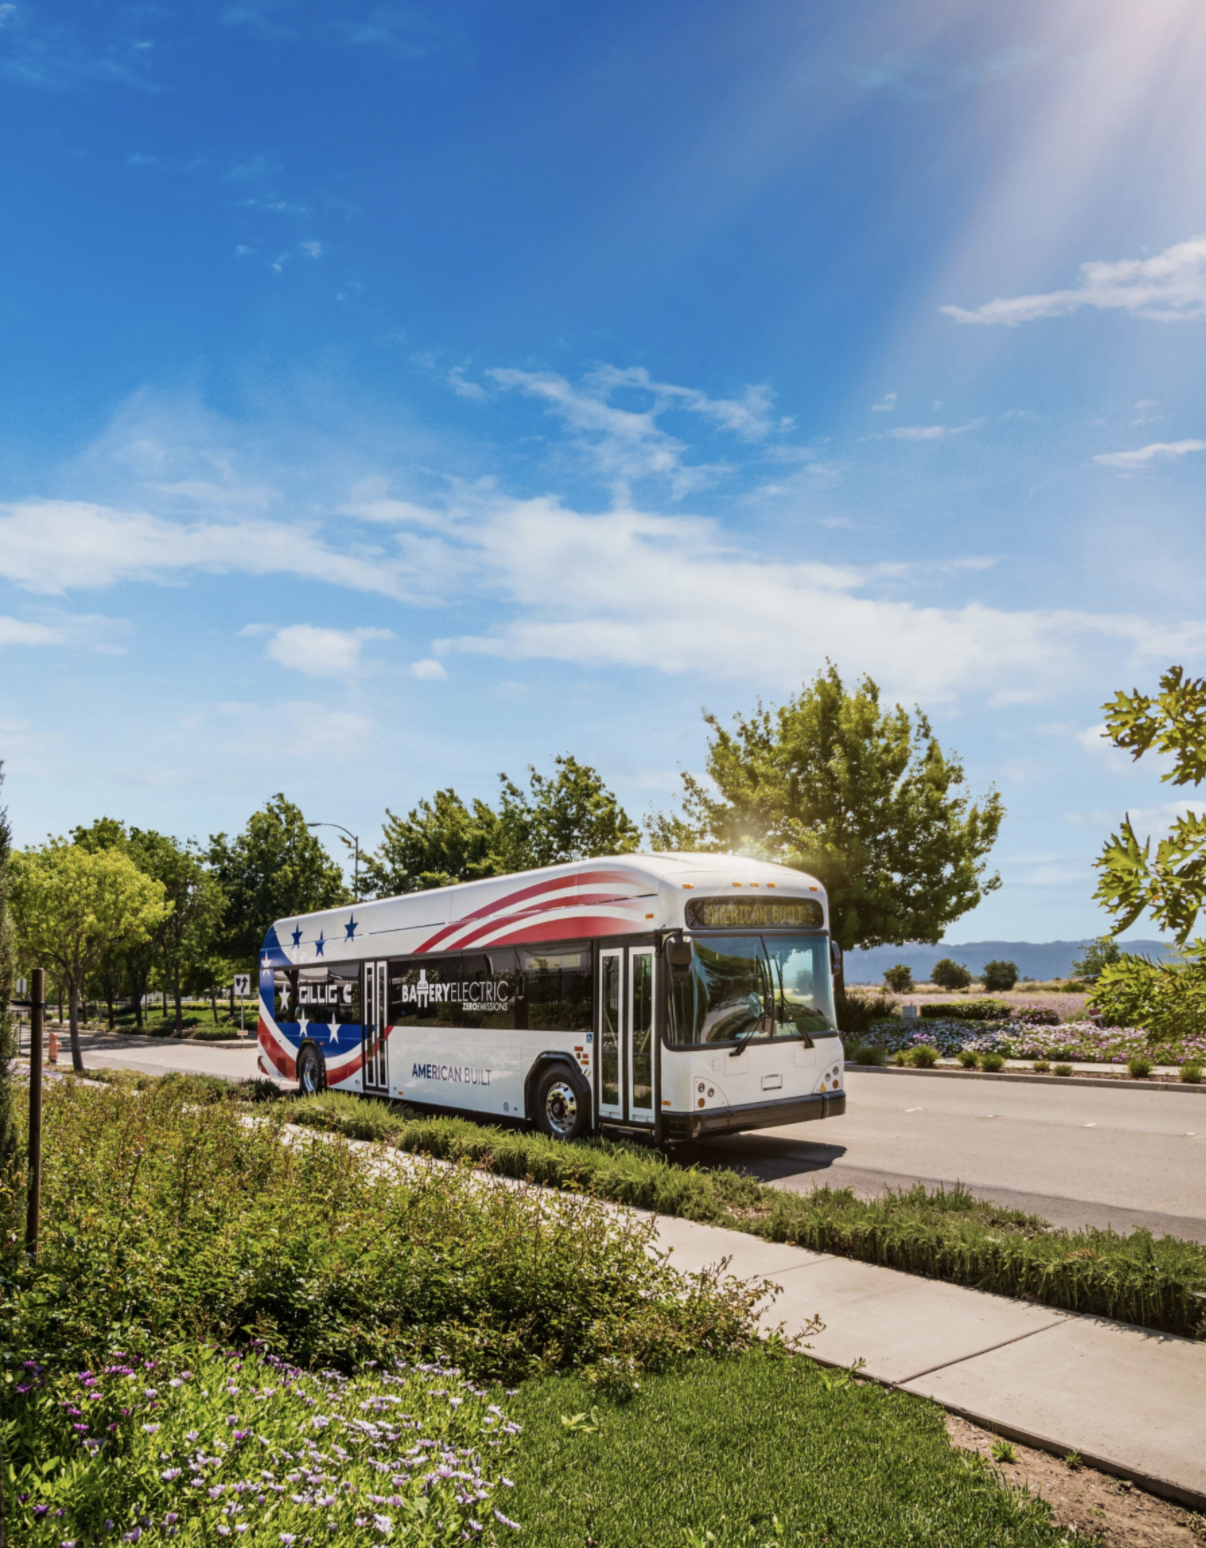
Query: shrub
1071,936,1121,983
1127,1055,1153,1079
4,1082,764,1383
883,964,914,993
957,1049,979,1069
1182,1062,1203,1084
931,957,972,991
979,1052,1005,1072
836,986,899,1037
1032,1059,1050,1074
1011,1006,1062,1026
1053,1063,1074,1077
909,1045,939,1068
850,1045,886,1066
919,998,1010,1022
892,1049,910,1066
982,960,1019,992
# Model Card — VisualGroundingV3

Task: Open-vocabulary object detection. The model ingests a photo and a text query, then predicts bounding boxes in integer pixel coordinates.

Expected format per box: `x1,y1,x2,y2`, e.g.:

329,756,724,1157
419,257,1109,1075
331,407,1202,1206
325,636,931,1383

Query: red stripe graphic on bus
415,869,652,954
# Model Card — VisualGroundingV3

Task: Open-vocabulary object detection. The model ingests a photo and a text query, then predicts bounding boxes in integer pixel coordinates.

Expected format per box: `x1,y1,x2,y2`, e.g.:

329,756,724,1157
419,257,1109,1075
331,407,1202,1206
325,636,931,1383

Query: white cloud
883,421,980,442
300,240,322,258
410,658,447,680
264,624,395,678
421,492,1206,704
871,392,897,412
0,500,427,600
943,234,1206,326
1093,439,1206,470
0,617,62,646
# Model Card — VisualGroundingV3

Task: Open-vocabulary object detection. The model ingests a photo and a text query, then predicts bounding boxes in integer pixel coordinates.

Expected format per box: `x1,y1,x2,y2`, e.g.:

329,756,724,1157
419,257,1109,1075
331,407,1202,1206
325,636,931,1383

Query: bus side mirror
830,939,844,985
665,938,694,979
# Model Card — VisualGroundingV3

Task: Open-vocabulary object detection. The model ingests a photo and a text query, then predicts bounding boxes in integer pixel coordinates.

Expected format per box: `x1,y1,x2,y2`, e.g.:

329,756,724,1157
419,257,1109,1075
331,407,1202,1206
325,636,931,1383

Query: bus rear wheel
298,1043,325,1096
534,1065,589,1141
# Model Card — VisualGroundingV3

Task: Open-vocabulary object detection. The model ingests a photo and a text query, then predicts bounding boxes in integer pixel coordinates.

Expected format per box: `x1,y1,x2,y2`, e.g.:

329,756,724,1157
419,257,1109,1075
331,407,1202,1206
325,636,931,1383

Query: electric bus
257,851,846,1143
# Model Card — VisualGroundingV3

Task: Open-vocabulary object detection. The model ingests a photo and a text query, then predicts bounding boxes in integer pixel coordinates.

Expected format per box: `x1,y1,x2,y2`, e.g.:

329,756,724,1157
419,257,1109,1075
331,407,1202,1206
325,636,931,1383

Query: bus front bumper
663,1090,845,1142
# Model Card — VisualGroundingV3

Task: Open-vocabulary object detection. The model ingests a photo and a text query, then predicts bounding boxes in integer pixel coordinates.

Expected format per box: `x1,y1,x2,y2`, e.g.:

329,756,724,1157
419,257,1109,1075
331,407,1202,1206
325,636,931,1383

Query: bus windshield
666,934,836,1047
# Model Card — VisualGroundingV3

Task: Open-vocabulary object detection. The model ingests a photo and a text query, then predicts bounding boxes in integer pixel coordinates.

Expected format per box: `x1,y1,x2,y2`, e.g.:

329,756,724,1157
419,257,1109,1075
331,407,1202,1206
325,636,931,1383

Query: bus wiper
730,944,774,1057
770,945,813,1048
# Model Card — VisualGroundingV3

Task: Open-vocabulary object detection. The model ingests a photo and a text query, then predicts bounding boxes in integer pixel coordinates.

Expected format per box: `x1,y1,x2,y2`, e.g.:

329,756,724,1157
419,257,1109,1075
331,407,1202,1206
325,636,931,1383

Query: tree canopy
209,794,349,961
10,841,170,1069
363,756,641,897
648,665,1004,951
1094,666,1206,946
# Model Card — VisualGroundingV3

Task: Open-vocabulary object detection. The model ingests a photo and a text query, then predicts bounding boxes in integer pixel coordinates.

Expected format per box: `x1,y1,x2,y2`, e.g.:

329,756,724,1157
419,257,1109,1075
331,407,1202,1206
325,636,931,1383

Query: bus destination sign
685,896,824,930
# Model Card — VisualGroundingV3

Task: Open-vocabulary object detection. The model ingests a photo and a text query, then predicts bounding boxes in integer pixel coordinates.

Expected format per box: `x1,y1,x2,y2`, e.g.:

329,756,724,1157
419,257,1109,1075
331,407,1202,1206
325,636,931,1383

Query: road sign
233,974,251,997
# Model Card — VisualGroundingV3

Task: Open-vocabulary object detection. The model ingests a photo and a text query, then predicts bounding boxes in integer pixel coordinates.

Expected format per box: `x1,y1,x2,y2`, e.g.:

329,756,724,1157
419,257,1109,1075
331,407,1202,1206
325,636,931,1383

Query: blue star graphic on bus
314,932,326,958
344,914,359,941
291,925,303,948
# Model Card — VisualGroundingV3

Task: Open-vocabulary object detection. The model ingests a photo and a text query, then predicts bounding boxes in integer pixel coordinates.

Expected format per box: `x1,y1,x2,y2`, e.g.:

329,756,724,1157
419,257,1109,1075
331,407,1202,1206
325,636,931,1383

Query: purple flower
122,1531,142,1544
161,1469,182,1482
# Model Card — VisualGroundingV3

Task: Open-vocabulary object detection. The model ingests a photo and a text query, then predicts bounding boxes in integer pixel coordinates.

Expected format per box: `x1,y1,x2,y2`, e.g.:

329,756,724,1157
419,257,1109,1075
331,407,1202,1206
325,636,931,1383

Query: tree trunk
106,989,116,1031
68,981,84,1073
174,971,184,1037
209,985,220,1028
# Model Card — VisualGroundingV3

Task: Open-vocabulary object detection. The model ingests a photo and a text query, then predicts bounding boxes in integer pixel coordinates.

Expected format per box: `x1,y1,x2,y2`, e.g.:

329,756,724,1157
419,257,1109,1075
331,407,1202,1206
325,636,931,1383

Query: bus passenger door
362,960,389,1095
627,947,655,1125
598,950,623,1122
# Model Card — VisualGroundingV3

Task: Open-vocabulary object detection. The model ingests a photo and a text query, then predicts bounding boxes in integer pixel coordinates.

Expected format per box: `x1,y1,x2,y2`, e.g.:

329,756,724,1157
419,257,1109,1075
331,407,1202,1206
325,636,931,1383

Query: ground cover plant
863,1016,1206,1066
287,1092,1206,1340
7,1344,521,1547
506,1351,1073,1547
0,1081,763,1384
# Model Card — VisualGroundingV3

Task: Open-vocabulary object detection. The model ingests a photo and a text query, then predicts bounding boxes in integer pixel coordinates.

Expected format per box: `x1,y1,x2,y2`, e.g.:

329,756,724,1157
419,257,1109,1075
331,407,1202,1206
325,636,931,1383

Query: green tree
982,959,1018,992
9,841,171,1070
930,957,972,991
209,795,349,963
0,761,16,1181
1094,666,1206,946
648,665,1004,950
157,843,227,1035
882,963,913,993
1071,936,1121,983
364,756,641,896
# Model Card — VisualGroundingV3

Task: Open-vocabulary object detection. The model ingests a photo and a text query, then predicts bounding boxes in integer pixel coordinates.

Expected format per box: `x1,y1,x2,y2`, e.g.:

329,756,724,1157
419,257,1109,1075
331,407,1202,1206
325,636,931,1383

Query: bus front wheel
534,1065,589,1141
298,1043,326,1096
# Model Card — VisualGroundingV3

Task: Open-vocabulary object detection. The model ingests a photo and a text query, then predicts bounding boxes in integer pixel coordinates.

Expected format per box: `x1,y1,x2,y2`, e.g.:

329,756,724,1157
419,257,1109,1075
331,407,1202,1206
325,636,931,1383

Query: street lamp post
307,822,361,901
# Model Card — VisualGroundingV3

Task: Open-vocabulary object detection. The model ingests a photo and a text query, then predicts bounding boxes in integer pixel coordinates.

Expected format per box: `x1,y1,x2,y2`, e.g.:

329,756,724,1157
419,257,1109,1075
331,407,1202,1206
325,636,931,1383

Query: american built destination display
257,852,846,1143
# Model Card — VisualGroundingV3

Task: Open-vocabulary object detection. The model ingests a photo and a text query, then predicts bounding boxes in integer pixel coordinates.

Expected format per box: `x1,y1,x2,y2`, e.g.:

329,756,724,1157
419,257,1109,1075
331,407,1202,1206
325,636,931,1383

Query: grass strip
288,1090,1206,1340
507,1351,1072,1547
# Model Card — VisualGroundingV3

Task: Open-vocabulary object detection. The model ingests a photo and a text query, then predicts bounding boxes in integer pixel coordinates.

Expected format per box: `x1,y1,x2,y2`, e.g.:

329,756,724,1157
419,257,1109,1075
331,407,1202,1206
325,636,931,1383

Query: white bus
257,851,846,1143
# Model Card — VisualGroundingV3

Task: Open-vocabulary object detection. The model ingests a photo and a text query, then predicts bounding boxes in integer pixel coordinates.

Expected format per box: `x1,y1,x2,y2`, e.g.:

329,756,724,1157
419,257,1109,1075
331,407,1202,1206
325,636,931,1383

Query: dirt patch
944,1413,1206,1545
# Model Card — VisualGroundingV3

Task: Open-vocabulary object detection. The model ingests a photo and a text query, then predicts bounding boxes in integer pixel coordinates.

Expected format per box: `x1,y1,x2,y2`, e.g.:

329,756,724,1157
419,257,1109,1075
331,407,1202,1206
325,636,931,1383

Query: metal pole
25,966,44,1259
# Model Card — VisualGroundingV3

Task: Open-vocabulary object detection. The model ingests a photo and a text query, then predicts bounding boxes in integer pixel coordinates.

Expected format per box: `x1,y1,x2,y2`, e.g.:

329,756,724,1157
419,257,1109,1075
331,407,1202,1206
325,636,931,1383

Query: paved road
691,1068,1206,1242
58,1035,1206,1242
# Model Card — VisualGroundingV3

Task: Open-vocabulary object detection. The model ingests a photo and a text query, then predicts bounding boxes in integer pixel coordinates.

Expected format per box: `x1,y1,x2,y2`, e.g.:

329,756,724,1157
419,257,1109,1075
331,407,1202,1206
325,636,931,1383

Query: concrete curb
846,1062,1206,1094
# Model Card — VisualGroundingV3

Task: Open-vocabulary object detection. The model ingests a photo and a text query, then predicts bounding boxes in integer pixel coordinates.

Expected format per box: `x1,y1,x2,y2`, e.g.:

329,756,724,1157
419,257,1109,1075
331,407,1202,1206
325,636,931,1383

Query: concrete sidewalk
652,1213,1206,1513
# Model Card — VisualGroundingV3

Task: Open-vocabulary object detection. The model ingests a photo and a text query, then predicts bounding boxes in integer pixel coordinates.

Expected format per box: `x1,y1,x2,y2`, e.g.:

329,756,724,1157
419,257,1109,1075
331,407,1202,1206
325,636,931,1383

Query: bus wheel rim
545,1080,578,1135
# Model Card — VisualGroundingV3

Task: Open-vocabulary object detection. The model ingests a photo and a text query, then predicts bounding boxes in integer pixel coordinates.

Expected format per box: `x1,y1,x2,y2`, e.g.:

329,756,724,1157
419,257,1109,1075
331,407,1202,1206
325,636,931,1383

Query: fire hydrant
48,1027,60,1063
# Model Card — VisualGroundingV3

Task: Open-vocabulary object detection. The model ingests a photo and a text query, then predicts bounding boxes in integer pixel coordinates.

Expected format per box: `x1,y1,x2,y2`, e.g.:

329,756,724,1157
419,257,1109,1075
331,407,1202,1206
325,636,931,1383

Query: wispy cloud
871,392,897,412
1093,439,1206,470
943,234,1206,326
483,364,785,497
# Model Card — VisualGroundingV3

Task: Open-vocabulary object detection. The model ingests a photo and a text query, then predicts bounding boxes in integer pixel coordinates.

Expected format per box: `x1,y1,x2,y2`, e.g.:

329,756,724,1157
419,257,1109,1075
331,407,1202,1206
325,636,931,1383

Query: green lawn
508,1354,1069,1548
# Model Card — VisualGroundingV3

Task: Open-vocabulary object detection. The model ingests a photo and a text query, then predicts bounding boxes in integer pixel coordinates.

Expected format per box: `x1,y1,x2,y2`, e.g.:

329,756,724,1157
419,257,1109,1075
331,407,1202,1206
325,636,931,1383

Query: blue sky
4,0,1206,940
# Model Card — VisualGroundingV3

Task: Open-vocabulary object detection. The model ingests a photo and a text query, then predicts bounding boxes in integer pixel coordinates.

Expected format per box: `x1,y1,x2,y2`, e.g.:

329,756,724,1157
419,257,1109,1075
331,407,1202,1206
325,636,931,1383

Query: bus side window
275,970,299,1023
520,944,593,1033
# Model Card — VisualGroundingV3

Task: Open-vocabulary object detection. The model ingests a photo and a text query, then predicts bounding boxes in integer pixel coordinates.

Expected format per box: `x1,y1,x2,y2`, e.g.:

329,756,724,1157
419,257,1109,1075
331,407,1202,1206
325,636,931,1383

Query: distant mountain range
845,939,1177,984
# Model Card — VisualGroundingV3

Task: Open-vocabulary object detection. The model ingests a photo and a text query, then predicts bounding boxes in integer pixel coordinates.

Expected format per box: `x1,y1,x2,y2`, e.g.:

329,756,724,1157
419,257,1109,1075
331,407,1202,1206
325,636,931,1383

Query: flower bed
11,1344,521,1546
864,1018,1206,1066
